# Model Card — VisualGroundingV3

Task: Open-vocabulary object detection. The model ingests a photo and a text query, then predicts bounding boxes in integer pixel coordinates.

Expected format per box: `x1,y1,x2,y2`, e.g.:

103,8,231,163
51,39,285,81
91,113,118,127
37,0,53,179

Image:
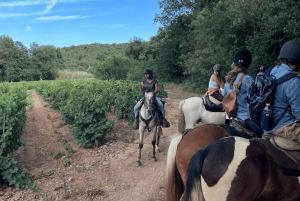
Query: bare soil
2,84,198,201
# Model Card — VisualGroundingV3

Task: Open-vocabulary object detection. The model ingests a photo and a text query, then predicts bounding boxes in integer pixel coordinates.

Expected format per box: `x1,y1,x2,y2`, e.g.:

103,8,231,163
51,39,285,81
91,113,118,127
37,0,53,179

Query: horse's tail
178,100,186,133
166,132,184,201
185,147,210,201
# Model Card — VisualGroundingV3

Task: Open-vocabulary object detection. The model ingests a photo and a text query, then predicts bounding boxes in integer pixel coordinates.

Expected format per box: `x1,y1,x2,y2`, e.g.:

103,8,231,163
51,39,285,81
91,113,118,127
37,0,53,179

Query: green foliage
152,0,300,92
54,151,65,159
30,43,64,80
92,56,130,80
0,157,36,189
0,83,27,155
60,43,129,71
0,35,33,82
32,79,169,147
63,160,71,167
58,69,94,79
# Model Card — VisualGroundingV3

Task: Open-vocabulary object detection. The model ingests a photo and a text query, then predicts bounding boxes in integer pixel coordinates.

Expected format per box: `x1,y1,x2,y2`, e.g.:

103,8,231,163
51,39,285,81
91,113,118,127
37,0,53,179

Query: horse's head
144,92,155,114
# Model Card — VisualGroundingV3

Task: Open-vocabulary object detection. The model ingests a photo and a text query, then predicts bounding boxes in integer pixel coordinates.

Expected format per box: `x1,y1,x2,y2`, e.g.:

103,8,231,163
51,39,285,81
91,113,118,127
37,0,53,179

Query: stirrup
162,118,170,128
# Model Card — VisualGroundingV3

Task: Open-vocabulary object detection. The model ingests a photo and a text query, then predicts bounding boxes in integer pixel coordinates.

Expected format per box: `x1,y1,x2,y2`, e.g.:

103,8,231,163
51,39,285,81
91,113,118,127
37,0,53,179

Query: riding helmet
143,68,153,78
213,64,222,71
279,40,300,61
233,49,252,68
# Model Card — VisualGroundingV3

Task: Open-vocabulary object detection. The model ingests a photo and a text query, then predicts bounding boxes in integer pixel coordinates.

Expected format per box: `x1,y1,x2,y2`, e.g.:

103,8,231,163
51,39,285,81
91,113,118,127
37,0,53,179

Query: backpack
247,66,297,130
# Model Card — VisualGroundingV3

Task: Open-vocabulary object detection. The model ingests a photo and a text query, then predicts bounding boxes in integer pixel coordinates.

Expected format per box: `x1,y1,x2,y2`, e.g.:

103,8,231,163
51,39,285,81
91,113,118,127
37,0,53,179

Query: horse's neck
140,105,152,119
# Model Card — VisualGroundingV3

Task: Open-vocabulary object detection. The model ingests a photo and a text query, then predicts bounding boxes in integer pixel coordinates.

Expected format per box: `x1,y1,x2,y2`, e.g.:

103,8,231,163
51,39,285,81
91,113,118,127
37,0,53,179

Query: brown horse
186,136,300,201
166,125,230,201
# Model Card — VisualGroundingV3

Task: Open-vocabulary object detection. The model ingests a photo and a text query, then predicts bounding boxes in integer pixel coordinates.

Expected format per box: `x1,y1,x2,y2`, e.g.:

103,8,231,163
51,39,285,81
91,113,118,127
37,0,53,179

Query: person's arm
154,83,158,94
212,74,224,89
139,81,145,93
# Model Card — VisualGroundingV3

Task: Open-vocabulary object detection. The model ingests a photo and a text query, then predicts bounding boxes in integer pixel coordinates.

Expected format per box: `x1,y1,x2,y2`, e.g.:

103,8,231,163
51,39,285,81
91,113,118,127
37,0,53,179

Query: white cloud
0,0,100,7
26,26,31,30
43,0,58,14
106,24,124,28
35,15,88,21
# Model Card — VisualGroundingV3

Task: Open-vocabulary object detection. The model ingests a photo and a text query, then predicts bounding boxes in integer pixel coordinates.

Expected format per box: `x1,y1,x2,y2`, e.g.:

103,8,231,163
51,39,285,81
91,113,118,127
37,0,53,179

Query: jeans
134,97,164,119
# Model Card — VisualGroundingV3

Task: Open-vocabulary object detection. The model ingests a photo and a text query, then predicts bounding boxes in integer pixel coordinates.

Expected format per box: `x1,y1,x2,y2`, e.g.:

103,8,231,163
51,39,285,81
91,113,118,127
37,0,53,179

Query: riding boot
162,117,170,128
133,118,139,130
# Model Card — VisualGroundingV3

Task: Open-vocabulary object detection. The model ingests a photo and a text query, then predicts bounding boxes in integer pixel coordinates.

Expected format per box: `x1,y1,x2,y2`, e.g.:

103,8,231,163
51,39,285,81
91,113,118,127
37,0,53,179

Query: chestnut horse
166,125,230,201
186,136,300,201
136,92,162,167
178,97,226,133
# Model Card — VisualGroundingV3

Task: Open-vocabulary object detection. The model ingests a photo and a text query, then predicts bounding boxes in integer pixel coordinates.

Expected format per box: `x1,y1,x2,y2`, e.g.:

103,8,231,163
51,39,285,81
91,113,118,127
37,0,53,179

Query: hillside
60,43,130,71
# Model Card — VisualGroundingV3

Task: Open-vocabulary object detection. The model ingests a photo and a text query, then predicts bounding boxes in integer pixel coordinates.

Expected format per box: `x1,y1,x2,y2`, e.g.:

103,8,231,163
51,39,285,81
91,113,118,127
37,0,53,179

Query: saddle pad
203,97,224,112
219,124,253,139
252,138,300,176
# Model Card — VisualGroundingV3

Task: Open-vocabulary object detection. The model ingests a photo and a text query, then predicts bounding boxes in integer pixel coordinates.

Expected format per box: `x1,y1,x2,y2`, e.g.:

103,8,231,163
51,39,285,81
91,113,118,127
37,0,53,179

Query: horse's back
189,136,300,201
176,125,230,185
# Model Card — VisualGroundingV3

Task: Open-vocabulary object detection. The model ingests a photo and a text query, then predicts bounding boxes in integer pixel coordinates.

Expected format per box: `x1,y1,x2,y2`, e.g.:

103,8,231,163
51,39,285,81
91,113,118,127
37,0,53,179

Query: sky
0,0,162,48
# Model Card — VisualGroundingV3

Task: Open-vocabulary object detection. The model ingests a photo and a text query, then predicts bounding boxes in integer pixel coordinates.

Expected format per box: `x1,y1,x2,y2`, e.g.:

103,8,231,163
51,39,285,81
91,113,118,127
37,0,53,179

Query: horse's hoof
152,157,157,162
135,161,141,167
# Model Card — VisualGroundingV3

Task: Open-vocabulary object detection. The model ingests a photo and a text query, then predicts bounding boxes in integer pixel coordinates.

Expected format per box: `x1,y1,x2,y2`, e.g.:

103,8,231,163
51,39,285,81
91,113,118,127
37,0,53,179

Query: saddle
203,96,223,112
252,138,300,176
230,118,257,137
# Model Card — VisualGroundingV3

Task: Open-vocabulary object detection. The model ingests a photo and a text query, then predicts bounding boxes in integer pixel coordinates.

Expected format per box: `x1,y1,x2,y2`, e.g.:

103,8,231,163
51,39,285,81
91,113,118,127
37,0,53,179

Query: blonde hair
225,63,248,88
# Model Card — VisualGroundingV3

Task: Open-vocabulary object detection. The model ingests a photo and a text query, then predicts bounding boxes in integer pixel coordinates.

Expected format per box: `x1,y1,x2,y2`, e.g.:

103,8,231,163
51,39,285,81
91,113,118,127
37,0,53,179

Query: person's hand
139,82,143,87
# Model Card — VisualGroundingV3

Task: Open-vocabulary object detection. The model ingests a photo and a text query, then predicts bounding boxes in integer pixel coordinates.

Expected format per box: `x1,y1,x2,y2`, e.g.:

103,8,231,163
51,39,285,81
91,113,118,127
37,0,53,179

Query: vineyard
0,79,168,191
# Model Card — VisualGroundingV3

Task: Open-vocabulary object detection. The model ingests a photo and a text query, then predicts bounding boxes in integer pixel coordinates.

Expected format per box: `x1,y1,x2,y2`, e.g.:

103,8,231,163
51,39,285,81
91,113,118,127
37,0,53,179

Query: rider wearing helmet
133,68,170,130
222,49,264,137
204,64,224,102
264,40,300,150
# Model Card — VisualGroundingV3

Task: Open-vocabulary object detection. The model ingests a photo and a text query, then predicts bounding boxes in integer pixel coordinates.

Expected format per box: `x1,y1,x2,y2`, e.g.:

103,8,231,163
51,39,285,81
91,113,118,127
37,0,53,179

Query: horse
166,124,231,201
136,92,162,167
178,97,227,133
186,136,300,201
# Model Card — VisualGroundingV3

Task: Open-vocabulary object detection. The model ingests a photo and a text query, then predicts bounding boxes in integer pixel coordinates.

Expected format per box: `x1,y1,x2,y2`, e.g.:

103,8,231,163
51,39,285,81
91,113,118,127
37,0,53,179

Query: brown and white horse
178,97,226,133
186,136,300,201
166,125,230,201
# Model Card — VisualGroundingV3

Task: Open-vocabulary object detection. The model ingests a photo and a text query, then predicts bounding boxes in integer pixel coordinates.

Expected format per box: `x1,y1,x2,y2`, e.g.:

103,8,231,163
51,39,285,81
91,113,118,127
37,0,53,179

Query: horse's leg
136,125,145,167
155,126,161,153
151,126,157,162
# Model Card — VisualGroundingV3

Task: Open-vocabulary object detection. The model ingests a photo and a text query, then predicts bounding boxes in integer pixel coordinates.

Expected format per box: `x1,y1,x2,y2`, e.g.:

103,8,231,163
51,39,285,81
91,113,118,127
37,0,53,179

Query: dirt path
3,85,198,201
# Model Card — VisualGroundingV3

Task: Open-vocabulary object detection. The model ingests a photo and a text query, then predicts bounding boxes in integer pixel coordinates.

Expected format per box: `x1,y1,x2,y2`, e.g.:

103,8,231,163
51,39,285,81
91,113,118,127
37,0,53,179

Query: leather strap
234,74,246,93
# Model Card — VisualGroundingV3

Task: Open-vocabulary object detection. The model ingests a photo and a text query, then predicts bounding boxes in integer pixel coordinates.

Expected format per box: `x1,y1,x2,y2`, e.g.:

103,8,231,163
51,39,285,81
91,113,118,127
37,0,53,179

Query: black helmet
279,40,300,61
144,68,153,75
213,64,222,71
234,49,252,68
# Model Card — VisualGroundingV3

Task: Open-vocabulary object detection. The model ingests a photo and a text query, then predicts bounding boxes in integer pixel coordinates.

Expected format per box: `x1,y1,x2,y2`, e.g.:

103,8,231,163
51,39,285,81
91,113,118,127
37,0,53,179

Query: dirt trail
3,85,198,201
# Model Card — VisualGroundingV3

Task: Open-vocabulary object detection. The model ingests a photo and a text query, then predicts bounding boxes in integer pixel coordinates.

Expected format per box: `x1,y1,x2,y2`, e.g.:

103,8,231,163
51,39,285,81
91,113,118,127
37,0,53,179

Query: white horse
178,97,227,133
136,92,162,167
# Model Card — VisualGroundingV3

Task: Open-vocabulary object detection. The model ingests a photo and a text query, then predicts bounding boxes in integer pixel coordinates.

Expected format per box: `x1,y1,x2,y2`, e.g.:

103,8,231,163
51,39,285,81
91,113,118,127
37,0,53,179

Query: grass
26,91,34,110
58,69,94,79
54,151,65,159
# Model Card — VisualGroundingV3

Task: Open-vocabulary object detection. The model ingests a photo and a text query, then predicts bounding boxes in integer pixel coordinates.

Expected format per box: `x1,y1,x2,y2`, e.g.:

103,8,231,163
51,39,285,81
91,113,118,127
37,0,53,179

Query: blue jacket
264,64,300,133
222,73,253,121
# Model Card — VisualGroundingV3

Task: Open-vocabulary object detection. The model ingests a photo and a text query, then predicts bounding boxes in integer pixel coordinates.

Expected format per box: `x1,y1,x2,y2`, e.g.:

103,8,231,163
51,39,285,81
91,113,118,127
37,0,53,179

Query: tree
30,44,65,80
0,35,32,82
93,56,130,80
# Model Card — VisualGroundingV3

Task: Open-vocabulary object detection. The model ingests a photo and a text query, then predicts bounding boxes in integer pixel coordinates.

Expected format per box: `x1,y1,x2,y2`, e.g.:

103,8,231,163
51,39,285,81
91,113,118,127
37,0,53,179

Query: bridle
140,92,156,131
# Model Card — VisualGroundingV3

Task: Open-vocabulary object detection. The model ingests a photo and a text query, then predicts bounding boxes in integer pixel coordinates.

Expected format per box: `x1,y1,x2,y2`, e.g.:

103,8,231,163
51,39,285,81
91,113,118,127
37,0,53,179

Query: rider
264,40,300,150
222,49,264,138
133,68,170,130
204,64,224,102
